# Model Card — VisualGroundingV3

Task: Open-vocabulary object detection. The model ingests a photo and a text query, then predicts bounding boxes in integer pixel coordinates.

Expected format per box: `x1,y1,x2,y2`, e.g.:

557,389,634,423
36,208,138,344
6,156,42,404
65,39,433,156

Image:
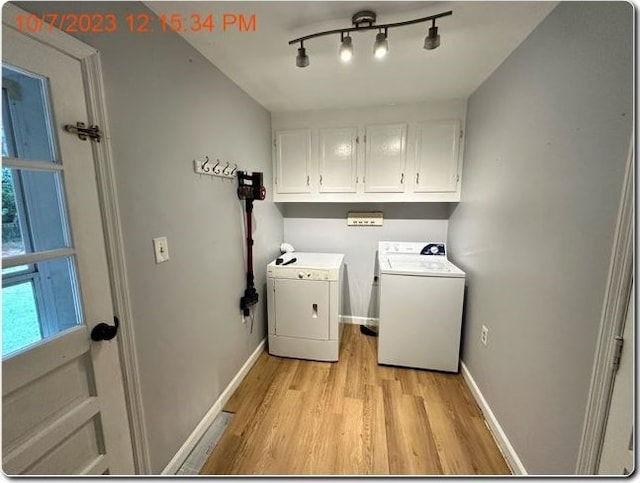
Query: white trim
460,362,527,475
80,51,152,474
161,339,266,475
1,157,64,171
576,139,634,475
2,248,75,268
2,4,97,59
340,315,379,326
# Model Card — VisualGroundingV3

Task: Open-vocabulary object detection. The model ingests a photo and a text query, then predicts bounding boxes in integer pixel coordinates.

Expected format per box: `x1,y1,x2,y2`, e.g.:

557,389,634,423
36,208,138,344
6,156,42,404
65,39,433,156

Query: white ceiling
146,1,556,113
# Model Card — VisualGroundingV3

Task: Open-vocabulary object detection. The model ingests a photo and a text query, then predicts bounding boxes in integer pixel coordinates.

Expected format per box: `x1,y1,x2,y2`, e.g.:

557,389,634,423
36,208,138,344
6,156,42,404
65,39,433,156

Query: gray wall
447,2,632,475
20,1,283,473
283,203,449,318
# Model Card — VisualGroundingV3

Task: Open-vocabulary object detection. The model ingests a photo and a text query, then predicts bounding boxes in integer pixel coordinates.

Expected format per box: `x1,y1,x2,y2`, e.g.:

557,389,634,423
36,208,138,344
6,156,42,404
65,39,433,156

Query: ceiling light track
289,9,452,67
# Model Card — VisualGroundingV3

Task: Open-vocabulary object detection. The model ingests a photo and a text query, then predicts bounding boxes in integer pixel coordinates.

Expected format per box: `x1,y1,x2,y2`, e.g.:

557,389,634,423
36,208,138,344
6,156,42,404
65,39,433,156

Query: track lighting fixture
339,33,353,62
424,19,441,50
289,9,452,68
296,43,309,68
373,29,389,59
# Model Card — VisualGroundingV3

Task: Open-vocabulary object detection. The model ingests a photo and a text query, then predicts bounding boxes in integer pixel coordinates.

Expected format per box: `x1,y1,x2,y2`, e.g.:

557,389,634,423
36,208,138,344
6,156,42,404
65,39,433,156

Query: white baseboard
460,362,527,475
340,315,379,326
161,339,266,475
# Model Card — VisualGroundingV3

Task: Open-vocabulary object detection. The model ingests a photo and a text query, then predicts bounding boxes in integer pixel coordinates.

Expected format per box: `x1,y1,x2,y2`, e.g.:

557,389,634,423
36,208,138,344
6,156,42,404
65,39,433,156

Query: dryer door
274,279,329,340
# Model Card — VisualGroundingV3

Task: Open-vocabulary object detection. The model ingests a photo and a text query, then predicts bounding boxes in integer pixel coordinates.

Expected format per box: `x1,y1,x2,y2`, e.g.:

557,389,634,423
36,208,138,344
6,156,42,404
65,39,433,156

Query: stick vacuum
237,171,266,316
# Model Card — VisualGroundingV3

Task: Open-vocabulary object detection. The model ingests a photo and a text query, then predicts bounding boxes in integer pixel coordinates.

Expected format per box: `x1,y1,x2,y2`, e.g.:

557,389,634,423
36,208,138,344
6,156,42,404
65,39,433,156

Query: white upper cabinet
364,124,407,193
414,120,461,193
318,127,357,193
274,129,311,194
271,99,466,202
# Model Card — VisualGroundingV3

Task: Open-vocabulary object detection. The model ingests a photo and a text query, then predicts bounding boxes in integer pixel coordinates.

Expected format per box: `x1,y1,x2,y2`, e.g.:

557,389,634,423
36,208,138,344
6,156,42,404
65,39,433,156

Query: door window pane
2,256,81,357
2,281,41,355
1,167,71,258
2,65,57,163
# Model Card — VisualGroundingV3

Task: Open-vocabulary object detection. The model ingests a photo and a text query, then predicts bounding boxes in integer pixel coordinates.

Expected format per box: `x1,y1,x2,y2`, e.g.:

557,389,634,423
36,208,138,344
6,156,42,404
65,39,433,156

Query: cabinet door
275,129,311,194
318,127,357,193
364,123,407,193
415,120,460,193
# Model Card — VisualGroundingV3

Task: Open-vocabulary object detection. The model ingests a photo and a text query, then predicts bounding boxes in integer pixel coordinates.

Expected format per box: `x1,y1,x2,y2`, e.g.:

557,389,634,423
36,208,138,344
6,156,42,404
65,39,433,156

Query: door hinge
64,122,102,142
456,174,460,183
356,136,359,144
273,138,277,148
460,129,464,140
612,335,624,371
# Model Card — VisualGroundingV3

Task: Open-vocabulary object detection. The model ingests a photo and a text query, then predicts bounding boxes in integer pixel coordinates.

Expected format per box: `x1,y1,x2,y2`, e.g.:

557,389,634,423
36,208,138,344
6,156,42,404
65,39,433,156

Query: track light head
288,9,452,66
373,31,389,59
296,46,309,67
339,34,353,62
424,25,440,50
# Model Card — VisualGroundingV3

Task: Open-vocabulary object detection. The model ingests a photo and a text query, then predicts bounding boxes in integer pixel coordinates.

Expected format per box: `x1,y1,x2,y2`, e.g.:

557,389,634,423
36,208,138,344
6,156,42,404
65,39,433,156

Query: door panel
2,24,133,475
364,123,407,193
274,279,329,340
415,120,460,193
318,127,357,193
275,129,311,193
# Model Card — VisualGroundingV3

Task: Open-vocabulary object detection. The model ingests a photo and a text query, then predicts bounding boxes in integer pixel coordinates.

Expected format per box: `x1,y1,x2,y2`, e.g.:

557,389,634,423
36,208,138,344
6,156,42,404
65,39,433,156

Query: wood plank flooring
199,324,511,476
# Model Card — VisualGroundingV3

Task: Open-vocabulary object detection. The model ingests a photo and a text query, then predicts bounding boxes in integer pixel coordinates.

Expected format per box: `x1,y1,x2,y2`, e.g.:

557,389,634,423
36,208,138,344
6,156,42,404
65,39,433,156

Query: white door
318,127,357,193
274,129,311,194
598,280,634,475
414,120,460,193
364,123,407,193
2,26,134,474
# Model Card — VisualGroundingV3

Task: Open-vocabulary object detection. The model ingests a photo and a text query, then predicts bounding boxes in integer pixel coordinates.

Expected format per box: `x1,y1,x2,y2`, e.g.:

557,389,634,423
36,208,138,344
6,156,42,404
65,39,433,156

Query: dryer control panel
267,267,330,281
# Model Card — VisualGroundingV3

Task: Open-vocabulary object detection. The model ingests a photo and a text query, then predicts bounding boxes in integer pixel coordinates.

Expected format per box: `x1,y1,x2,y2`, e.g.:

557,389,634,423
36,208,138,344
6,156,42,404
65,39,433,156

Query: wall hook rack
193,156,238,180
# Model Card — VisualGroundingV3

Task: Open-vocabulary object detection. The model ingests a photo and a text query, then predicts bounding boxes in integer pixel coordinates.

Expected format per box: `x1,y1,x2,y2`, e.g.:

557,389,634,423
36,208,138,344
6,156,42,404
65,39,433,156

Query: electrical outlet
481,325,489,346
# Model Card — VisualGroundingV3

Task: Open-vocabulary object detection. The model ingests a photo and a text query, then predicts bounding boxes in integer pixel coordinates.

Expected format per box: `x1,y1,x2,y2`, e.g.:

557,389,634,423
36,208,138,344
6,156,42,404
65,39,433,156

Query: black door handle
91,316,120,341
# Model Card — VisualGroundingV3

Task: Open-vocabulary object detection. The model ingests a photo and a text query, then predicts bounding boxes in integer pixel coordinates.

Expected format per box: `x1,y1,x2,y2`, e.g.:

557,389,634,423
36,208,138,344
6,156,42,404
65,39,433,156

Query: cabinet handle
400,173,404,184
306,176,310,186
416,173,419,184
319,175,323,185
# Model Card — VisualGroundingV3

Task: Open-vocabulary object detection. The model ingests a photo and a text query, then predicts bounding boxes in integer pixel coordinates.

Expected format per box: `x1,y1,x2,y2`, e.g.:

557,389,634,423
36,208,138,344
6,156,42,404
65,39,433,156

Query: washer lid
380,256,465,278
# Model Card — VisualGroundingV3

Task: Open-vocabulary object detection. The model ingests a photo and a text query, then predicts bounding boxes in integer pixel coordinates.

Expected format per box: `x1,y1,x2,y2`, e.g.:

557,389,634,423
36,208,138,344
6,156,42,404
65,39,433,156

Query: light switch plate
347,211,383,226
153,237,169,263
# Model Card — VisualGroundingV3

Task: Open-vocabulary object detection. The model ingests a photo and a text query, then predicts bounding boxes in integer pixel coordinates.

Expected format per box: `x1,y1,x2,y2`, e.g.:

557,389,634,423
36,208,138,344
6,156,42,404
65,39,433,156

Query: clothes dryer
267,252,344,361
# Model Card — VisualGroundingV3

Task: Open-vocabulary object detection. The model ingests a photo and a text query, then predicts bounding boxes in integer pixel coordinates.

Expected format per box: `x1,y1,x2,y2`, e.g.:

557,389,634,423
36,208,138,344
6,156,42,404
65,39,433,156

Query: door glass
1,168,71,255
2,64,81,358
2,65,57,162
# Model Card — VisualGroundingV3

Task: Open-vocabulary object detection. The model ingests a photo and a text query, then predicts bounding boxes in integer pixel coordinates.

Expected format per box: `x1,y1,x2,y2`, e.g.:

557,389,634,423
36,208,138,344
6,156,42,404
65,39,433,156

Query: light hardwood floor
200,324,511,476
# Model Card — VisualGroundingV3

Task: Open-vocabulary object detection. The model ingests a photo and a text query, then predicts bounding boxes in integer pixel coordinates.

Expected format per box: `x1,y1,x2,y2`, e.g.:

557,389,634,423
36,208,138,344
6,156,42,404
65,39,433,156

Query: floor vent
176,411,234,475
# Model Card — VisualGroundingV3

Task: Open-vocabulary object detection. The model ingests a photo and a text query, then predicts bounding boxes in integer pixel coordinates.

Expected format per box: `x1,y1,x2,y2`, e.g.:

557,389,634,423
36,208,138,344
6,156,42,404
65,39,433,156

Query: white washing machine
377,241,465,372
267,252,344,361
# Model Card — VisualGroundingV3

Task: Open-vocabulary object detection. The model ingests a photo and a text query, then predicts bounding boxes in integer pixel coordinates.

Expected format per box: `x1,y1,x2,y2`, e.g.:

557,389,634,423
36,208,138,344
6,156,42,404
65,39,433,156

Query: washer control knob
298,272,304,279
